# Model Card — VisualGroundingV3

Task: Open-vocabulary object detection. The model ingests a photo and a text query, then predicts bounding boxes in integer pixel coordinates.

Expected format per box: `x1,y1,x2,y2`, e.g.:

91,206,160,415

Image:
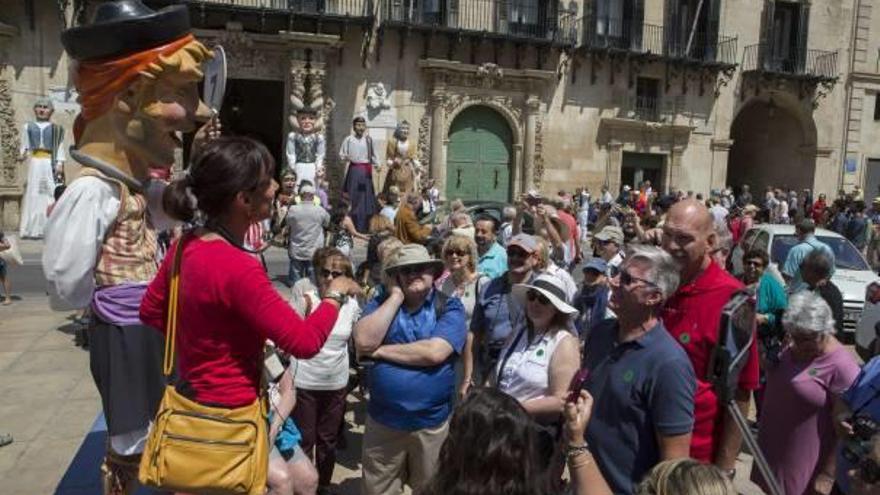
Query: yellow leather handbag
138,238,269,495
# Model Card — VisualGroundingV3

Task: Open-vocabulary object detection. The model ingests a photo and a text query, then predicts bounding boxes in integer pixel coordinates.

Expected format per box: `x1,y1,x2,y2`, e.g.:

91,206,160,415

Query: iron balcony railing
187,0,373,16
742,43,838,80
576,17,736,65
664,31,737,65
579,16,664,54
382,0,577,43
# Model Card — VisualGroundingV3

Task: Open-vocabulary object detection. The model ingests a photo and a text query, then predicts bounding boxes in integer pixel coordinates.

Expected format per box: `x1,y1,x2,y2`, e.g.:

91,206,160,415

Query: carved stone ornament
289,63,333,133
533,117,544,188
475,63,504,88
0,66,19,189
217,24,267,71
441,93,523,136
418,109,432,165
365,82,392,112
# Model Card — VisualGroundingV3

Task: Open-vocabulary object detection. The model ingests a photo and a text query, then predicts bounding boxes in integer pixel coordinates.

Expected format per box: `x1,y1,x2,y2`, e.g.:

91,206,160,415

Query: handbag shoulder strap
162,235,186,378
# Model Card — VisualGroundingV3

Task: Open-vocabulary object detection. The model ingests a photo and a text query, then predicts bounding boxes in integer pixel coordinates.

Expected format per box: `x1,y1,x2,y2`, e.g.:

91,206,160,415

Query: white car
730,224,878,334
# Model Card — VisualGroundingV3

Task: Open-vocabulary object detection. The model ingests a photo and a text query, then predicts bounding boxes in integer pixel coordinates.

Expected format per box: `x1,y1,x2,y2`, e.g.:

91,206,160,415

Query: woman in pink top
751,291,860,495
140,136,360,495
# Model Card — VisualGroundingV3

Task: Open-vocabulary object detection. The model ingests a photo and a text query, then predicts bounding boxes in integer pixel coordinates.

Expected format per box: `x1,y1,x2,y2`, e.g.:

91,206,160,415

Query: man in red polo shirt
660,199,759,474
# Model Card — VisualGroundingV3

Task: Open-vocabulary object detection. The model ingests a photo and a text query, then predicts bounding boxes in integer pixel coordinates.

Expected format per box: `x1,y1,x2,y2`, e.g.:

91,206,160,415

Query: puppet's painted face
299,113,316,133
34,104,53,121
120,69,211,168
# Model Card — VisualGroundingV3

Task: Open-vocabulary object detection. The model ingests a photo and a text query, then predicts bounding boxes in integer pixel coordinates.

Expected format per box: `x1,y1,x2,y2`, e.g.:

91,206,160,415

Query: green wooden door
447,106,512,202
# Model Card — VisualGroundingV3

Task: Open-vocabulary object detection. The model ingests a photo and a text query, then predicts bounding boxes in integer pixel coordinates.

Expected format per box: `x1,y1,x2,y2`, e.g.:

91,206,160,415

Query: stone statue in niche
365,82,391,120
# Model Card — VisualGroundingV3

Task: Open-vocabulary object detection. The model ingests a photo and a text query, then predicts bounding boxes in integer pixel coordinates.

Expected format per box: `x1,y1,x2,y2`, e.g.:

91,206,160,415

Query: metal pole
684,0,705,56
725,401,783,495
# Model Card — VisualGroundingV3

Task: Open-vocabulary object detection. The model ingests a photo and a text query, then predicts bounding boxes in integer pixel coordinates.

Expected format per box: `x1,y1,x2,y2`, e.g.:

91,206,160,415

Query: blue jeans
288,258,313,286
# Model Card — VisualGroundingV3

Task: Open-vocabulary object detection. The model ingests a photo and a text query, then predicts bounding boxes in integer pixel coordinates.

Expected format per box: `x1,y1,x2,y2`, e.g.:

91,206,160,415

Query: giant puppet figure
382,120,419,196
45,2,213,493
19,97,65,238
285,108,326,188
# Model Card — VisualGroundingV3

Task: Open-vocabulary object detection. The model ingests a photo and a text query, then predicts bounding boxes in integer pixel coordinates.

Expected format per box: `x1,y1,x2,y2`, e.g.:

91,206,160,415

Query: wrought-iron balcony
381,0,576,44
579,17,664,54
742,43,838,81
576,17,737,67
664,31,738,66
149,0,373,18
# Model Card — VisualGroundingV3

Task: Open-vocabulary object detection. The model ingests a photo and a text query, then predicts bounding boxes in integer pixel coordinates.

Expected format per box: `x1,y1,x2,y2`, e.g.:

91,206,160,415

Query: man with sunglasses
354,244,466,495
660,199,760,477
470,233,540,385
580,245,696,495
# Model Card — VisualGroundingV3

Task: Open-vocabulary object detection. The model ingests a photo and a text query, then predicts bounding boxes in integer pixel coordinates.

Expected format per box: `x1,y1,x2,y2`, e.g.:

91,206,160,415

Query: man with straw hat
354,244,467,495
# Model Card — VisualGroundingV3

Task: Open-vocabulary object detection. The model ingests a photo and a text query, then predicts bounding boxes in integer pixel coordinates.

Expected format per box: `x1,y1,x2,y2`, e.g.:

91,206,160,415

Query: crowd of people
35,4,880,495
125,132,880,495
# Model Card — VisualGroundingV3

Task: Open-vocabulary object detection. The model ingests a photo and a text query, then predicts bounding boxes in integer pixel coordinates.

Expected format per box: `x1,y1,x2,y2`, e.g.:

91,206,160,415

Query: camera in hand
842,415,880,484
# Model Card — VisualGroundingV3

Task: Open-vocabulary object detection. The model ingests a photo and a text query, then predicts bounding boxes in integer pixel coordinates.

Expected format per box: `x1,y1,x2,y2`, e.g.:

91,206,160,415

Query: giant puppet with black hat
339,115,380,232
43,2,214,492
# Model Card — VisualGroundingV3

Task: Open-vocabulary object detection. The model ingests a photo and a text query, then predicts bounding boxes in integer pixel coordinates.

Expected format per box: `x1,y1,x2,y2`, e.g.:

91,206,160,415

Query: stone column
523,96,540,192
607,141,624,193
430,90,446,198
710,138,733,191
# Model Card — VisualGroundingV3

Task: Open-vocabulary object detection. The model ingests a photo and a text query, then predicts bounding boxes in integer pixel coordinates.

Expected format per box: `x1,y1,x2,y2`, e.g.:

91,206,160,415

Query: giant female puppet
45,2,213,493
19,97,64,238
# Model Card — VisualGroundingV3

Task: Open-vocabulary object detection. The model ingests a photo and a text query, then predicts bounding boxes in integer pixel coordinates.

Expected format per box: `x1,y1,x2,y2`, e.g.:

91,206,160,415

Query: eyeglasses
444,249,468,258
320,269,345,279
526,290,551,305
619,270,657,288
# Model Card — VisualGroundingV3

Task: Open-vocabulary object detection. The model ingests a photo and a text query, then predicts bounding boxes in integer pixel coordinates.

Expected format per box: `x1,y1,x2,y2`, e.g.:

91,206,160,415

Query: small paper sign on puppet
202,45,227,115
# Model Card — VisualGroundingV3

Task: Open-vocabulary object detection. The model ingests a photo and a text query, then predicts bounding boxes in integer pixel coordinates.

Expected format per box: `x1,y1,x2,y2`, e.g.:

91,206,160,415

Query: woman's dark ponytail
161,136,275,223
163,176,196,223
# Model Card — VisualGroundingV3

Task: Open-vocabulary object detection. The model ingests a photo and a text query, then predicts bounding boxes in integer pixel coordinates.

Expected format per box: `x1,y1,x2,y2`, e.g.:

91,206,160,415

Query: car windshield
770,235,871,271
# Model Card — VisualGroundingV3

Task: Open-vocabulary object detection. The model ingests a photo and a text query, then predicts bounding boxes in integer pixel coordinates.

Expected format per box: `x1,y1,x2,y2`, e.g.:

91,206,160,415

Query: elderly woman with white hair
752,291,860,495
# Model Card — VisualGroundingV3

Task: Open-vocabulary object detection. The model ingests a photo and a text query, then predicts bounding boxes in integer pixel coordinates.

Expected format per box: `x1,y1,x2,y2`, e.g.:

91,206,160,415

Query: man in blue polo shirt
354,244,466,495
474,214,508,279
580,245,696,494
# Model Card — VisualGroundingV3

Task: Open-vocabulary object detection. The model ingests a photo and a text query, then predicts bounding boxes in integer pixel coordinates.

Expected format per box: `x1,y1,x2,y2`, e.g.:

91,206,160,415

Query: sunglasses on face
507,247,529,258
619,270,657,288
321,269,345,279
444,249,468,258
526,290,552,305
398,265,431,276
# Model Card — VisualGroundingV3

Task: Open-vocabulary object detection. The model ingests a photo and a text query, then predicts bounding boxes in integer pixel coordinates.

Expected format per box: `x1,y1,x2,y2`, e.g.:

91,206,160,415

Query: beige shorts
360,414,449,495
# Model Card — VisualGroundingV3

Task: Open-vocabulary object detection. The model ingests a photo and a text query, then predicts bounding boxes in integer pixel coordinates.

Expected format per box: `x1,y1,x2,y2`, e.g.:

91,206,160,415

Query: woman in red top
140,136,360,494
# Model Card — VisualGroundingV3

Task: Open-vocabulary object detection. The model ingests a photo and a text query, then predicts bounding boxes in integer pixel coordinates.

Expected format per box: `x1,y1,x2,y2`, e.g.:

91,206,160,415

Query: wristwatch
323,290,347,306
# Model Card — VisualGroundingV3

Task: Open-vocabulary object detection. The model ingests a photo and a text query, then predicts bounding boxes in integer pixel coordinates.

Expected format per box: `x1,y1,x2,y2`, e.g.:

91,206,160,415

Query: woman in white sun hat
494,272,580,423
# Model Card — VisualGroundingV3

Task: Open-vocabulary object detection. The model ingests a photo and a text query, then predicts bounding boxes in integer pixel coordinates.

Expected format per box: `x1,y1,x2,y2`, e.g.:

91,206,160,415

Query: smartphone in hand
567,368,590,403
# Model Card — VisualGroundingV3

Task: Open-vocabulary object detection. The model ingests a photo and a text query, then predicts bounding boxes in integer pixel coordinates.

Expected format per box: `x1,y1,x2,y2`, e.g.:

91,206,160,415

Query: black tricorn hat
61,0,191,62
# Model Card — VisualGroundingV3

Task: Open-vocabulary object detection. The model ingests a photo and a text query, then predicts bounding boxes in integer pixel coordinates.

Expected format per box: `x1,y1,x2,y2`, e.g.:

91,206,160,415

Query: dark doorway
726,99,815,194
183,78,285,174
621,152,664,191
221,79,286,171
866,159,880,201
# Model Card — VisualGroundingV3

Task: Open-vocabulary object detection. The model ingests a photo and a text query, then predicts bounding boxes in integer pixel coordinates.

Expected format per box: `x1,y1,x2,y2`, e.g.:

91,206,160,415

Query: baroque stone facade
1,0,879,229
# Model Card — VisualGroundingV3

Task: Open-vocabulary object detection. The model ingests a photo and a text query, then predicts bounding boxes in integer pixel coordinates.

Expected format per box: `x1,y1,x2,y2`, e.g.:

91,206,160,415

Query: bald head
662,199,717,282
667,199,714,234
